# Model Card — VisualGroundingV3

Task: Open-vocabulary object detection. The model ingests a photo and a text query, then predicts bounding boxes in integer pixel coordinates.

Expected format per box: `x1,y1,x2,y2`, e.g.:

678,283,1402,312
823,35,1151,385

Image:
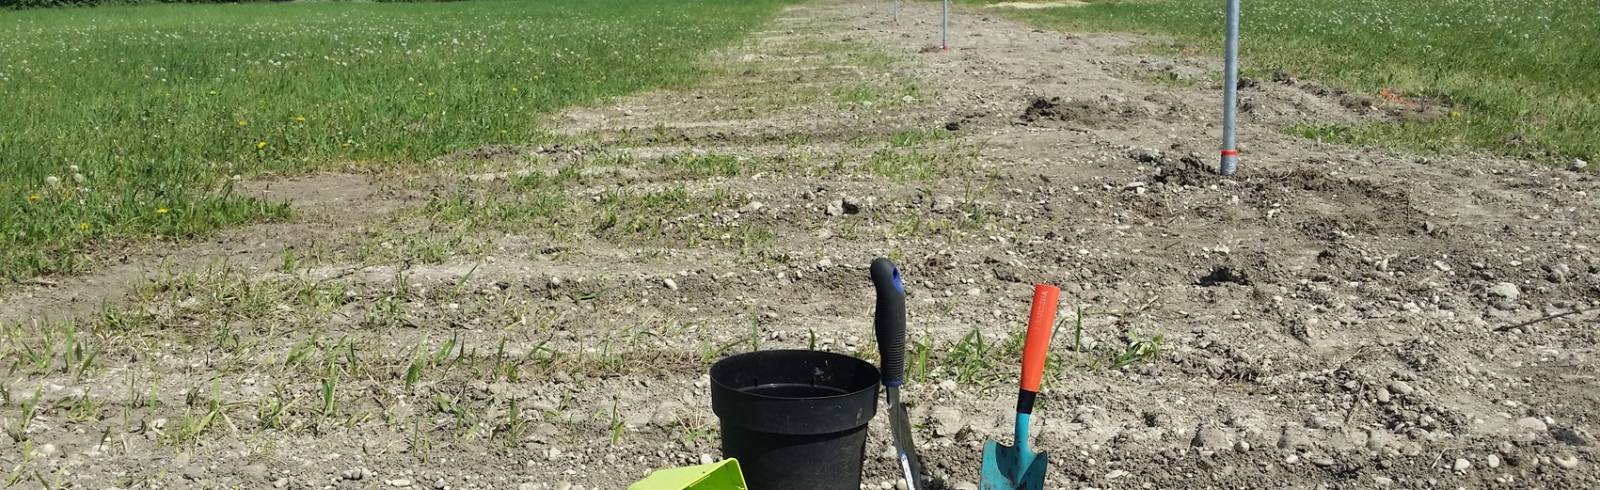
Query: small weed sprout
608,402,625,446
947,328,996,383
1110,330,1164,370
4,385,43,443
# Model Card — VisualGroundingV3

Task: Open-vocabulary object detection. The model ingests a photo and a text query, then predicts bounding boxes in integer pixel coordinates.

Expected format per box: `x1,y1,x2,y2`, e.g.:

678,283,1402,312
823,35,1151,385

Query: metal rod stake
942,0,950,51
1220,0,1241,175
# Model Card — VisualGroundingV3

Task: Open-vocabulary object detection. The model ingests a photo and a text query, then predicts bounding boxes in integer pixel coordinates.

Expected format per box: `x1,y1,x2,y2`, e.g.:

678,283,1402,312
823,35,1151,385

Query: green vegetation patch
969,0,1600,163
0,0,789,281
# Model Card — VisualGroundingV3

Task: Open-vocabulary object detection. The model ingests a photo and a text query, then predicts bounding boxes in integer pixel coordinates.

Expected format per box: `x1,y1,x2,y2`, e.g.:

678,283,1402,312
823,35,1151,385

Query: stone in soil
1488,282,1521,301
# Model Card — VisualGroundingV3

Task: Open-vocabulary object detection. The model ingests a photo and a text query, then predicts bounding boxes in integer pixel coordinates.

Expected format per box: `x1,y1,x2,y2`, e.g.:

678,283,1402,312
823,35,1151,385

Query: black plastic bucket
709,350,880,489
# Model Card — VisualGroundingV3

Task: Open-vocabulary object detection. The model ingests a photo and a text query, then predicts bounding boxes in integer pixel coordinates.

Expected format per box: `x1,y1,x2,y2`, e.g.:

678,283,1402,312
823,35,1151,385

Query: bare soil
3,1,1597,489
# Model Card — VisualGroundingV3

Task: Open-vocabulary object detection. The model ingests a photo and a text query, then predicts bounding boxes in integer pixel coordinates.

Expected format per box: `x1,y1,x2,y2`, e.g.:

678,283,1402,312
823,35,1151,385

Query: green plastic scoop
629,459,747,490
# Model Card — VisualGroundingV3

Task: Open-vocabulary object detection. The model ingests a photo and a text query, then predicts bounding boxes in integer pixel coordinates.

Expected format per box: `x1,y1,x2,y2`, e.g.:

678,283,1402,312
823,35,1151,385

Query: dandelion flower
44,175,60,186
156,207,169,215
294,116,306,123
257,141,268,150
78,222,89,231
238,120,248,127
28,193,41,202
427,91,436,97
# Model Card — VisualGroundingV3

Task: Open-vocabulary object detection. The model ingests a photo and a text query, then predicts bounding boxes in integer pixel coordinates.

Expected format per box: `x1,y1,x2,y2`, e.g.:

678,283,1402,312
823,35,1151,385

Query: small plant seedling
1073,306,1086,353
750,317,761,353
320,365,338,417
165,381,227,446
4,385,43,443
279,248,299,273
258,388,293,430
408,417,434,463
608,402,625,446
405,356,427,389
947,328,996,383
1110,330,1164,370
501,398,528,446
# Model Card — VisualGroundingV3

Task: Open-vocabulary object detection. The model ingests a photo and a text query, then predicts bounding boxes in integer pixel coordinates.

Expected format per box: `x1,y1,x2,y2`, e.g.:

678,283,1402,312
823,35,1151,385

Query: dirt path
2,1,1596,489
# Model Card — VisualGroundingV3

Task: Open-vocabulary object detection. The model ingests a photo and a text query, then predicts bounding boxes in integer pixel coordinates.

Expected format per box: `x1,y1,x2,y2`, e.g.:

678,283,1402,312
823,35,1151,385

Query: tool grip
870,257,907,387
1020,284,1060,393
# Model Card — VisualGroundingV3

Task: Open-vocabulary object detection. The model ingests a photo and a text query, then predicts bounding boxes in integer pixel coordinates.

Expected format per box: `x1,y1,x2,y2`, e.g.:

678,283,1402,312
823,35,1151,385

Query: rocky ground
2,1,1598,489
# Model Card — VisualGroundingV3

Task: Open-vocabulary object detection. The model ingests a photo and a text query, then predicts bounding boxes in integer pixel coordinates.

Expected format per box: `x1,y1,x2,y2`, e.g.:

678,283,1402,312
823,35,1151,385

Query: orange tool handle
1020,284,1060,392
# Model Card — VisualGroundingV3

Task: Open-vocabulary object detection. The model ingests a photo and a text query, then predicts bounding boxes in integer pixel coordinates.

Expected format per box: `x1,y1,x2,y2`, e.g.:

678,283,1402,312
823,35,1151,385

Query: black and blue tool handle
869,257,907,388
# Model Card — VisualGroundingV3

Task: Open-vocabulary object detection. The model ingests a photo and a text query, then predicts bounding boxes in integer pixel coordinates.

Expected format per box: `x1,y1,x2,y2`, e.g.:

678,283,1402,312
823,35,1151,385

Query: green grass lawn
0,0,786,281
968,0,1599,165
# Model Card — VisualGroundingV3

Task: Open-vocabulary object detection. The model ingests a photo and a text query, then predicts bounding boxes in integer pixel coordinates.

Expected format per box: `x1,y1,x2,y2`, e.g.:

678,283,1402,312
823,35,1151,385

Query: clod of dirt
826,197,861,216
1019,96,1144,128
1553,427,1590,446
1272,69,1297,85
1340,94,1380,112
1128,147,1164,163
944,120,962,131
1198,266,1251,287
1337,90,1449,122
1152,157,1217,188
1192,424,1231,448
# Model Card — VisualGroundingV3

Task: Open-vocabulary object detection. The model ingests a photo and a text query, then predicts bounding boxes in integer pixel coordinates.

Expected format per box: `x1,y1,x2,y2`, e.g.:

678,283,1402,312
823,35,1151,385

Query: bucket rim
709,349,879,401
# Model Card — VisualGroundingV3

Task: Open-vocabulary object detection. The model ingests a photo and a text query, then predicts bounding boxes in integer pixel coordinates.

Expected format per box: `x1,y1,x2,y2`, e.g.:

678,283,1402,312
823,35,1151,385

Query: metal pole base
1219,150,1240,176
